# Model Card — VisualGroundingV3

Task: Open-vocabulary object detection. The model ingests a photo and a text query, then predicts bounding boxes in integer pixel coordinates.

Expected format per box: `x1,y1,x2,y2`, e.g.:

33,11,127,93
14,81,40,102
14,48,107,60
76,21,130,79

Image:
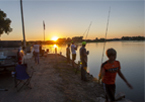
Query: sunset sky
0,0,144,41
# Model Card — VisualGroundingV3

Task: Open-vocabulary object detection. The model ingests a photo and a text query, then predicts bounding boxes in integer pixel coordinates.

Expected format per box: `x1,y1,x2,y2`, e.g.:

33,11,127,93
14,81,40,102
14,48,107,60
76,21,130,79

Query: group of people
66,41,90,81
18,41,133,102
66,41,78,67
17,42,41,65
66,41,133,102
33,42,49,64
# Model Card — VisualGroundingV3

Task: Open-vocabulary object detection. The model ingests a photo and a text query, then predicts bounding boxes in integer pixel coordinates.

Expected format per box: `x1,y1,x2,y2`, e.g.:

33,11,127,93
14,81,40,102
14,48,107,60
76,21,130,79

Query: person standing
33,42,40,64
79,41,89,81
66,44,71,65
71,41,78,68
98,48,133,102
17,46,25,64
39,44,42,56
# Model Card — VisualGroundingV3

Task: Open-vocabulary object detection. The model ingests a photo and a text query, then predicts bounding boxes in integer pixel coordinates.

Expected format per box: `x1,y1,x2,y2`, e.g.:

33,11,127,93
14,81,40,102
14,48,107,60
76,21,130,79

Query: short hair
68,44,70,46
106,48,116,57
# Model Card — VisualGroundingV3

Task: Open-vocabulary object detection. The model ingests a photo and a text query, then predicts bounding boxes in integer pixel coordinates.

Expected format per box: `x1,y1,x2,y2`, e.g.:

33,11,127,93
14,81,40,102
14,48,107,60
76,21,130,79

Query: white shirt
71,44,77,54
33,44,40,53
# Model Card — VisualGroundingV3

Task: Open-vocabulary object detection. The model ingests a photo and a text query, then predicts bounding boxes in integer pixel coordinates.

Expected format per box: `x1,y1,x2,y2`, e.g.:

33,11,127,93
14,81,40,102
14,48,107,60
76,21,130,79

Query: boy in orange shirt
99,48,133,102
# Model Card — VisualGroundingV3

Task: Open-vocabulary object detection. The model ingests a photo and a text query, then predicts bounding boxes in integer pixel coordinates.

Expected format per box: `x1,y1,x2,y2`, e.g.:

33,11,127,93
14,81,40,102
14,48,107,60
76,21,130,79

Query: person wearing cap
71,41,78,68
79,41,89,81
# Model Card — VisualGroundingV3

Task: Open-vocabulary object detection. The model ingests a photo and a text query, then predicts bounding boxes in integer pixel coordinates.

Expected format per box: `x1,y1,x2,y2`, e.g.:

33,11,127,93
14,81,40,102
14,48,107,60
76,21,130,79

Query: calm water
43,41,144,102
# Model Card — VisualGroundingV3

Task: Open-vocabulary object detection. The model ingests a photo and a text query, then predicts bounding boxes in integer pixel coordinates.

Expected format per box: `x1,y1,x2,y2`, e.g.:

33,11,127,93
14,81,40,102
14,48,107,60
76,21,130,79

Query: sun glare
51,36,58,41
53,44,57,48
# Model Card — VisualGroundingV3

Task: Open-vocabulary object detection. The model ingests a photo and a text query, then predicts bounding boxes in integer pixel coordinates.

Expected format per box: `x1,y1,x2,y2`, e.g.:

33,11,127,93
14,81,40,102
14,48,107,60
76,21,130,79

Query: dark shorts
72,54,76,61
103,83,116,101
67,55,70,62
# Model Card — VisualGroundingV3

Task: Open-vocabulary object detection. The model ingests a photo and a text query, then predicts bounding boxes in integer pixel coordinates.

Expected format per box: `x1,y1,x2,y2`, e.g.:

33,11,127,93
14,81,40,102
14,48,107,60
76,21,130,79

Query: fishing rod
82,29,88,38
82,21,92,39
85,21,92,40
61,21,93,50
101,7,111,64
59,21,92,55
77,21,93,46
75,21,92,74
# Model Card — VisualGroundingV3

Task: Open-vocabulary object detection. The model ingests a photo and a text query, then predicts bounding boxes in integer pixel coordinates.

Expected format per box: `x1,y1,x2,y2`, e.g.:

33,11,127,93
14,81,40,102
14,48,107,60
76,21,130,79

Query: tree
0,9,12,37
95,37,98,41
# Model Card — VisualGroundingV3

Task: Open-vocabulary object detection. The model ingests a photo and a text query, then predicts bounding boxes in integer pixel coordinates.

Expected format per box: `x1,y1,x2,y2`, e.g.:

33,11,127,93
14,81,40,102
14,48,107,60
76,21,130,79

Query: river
43,41,144,102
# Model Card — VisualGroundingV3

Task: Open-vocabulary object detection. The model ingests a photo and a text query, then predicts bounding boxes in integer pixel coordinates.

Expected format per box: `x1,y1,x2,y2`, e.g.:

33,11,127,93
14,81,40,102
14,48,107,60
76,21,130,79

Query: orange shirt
102,60,121,84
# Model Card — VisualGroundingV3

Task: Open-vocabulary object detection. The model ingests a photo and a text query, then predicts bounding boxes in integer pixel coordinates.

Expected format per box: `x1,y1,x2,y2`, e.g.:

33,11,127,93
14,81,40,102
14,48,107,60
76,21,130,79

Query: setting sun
53,44,57,48
51,36,58,41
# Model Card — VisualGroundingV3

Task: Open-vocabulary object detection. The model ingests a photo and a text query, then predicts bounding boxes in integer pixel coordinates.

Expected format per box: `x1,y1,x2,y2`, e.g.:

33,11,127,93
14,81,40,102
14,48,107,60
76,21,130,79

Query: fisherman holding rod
79,41,89,81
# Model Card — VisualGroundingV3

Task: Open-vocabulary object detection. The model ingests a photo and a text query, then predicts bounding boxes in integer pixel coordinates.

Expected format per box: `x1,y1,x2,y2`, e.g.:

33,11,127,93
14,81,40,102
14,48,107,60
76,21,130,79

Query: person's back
66,47,70,56
66,44,71,65
33,44,40,53
71,44,76,54
79,41,88,81
80,46,87,65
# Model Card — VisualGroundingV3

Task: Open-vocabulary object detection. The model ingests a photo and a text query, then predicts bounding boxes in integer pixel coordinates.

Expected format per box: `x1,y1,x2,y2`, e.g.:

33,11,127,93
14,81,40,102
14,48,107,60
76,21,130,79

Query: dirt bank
0,54,105,102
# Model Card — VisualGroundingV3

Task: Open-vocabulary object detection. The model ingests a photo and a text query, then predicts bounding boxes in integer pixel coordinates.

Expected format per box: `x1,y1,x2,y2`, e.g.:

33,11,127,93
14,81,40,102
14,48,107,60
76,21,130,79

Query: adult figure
33,42,40,64
66,44,71,65
71,41,78,68
17,46,25,64
39,44,42,56
80,41,89,81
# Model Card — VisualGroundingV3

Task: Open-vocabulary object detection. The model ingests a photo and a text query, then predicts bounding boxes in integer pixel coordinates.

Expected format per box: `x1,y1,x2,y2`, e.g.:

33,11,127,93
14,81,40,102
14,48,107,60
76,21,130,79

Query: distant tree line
26,36,145,45
121,36,145,40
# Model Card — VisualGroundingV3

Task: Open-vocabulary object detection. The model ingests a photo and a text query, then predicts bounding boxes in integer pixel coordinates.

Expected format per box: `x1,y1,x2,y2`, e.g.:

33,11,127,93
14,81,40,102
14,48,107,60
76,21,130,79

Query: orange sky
0,1,144,41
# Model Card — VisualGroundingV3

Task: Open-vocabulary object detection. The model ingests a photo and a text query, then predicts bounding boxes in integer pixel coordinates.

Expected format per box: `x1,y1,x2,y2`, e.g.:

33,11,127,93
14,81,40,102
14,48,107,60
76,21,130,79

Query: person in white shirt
71,41,78,68
33,42,40,64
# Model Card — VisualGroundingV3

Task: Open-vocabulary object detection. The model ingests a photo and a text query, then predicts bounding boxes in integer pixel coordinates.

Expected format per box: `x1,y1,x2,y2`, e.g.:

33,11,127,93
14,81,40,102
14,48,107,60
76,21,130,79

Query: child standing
99,48,133,102
66,44,71,65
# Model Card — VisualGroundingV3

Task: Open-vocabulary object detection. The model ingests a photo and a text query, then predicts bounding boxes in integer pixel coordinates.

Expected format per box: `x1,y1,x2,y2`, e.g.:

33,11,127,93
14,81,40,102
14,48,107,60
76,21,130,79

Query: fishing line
75,21,93,46
101,7,111,64
83,29,88,37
